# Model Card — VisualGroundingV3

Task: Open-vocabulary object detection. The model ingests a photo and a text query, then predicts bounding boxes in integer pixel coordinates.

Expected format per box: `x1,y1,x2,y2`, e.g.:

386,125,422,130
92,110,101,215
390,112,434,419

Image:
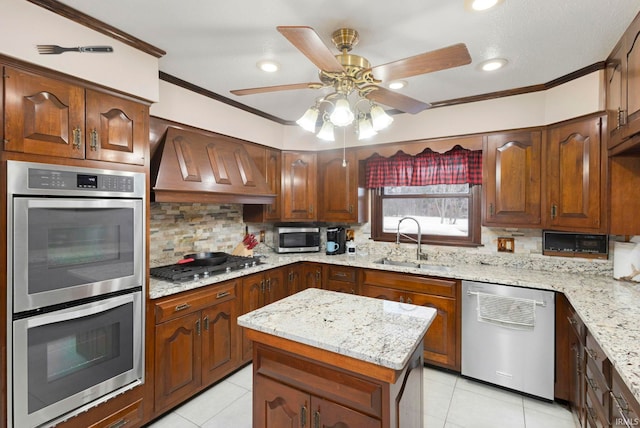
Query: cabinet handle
611,391,630,416
399,296,404,303
618,107,627,128
195,319,201,336
288,272,293,282
90,128,98,151
72,127,82,149
566,315,577,325
313,410,320,428
203,316,209,331
266,278,271,292
407,297,413,304
108,418,129,428
175,303,191,312
586,375,598,391
489,203,494,216
551,204,557,219
335,272,347,277
349,204,353,214
309,203,313,214
260,280,265,292
216,290,230,299
316,271,320,280
586,347,598,361
301,405,307,427
585,404,596,421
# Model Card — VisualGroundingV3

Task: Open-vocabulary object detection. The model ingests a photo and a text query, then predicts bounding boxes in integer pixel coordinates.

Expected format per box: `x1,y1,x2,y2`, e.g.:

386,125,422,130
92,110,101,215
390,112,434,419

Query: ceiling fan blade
371,43,472,82
231,82,320,96
277,26,344,73
365,87,431,114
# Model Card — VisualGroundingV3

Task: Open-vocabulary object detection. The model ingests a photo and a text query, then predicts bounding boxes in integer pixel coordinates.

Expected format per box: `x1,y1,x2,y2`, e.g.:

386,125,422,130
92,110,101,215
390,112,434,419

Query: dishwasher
461,280,555,400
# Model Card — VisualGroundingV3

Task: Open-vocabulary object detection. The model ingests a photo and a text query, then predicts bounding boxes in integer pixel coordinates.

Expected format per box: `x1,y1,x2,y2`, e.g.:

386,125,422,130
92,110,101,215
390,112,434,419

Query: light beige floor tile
524,407,579,428
174,380,249,425
523,397,574,421
424,366,458,388
424,413,446,428
226,363,253,390
424,380,454,420
455,376,524,406
146,412,198,428
447,387,525,428
201,391,252,428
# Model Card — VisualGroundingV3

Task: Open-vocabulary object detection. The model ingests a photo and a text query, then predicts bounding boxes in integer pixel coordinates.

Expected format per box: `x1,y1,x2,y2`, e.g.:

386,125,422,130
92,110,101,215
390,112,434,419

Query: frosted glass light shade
317,120,335,141
357,117,377,140
329,98,355,127
370,105,394,131
296,107,319,133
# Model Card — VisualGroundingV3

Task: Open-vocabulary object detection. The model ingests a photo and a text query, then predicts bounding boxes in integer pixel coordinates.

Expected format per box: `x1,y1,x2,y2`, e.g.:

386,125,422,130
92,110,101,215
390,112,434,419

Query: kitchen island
237,288,437,428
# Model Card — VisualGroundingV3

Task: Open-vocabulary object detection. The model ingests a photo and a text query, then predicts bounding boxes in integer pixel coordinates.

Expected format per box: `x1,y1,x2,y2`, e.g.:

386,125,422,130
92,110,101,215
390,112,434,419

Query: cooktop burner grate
150,254,261,282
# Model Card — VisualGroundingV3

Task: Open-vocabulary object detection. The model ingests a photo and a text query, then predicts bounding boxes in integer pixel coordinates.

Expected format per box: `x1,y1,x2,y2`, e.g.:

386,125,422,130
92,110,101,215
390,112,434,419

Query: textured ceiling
59,0,640,123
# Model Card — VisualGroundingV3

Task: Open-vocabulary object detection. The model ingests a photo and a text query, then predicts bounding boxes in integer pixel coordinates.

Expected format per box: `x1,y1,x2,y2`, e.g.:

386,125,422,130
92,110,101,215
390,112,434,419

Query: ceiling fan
230,26,472,115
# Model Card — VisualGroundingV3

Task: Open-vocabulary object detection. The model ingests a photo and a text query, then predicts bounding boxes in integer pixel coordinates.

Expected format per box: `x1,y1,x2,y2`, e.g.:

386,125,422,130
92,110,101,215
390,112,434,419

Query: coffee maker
326,226,346,255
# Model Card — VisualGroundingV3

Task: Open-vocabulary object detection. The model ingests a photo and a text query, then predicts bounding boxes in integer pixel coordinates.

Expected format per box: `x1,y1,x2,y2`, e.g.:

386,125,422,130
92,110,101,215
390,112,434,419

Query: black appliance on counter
151,253,261,282
326,226,346,255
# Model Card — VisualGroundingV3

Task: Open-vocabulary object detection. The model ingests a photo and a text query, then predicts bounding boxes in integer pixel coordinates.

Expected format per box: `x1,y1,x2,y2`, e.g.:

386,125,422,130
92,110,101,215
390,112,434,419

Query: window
372,183,481,246
366,146,482,247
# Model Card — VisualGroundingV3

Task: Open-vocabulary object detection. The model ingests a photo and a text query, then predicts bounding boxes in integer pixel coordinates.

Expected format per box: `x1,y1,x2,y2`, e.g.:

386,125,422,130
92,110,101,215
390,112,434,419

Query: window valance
365,145,482,188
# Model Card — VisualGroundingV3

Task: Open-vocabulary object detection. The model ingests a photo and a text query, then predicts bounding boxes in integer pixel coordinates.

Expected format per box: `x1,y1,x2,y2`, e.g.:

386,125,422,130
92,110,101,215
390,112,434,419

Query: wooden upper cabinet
3,65,147,165
281,151,317,221
4,66,85,158
317,149,368,223
483,131,542,227
624,16,640,140
606,40,626,149
545,115,605,232
243,147,282,222
85,89,147,165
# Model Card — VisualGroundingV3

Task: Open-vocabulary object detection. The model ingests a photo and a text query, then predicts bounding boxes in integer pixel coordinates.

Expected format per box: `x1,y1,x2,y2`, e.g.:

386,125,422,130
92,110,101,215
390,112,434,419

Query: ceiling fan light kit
232,25,472,140
257,59,280,72
480,58,508,71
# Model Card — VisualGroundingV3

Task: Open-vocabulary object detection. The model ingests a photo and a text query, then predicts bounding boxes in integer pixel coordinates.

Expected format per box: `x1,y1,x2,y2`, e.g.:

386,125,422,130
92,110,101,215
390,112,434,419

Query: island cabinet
281,151,317,221
3,65,148,165
482,130,542,227
239,288,432,428
317,149,368,223
323,264,358,294
241,269,287,361
544,114,606,232
360,269,460,371
153,280,240,413
584,330,610,428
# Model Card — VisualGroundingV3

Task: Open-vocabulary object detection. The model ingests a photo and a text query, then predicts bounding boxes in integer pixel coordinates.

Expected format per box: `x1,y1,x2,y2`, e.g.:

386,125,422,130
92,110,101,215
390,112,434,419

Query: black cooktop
150,254,261,282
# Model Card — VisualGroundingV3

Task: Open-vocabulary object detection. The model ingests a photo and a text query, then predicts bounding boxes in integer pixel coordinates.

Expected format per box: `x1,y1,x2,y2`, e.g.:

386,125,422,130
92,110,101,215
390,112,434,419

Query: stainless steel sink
373,258,451,272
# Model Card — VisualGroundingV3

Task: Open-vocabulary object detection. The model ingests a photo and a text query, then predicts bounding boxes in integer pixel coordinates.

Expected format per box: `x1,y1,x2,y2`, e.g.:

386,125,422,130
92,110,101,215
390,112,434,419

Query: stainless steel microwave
274,225,320,253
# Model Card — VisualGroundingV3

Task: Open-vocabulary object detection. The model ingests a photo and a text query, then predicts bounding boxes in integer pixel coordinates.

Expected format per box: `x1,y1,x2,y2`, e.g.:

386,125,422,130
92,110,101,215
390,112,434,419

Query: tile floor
145,364,579,428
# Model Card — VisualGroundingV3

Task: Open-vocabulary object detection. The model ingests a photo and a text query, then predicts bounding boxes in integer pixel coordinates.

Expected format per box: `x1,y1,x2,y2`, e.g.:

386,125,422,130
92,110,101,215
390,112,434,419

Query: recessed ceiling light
479,58,508,71
388,80,407,90
257,60,279,73
464,0,503,11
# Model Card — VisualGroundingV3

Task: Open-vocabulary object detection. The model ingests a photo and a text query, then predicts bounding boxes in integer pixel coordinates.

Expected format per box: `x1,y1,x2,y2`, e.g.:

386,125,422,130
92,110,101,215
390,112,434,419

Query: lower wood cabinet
323,265,358,294
360,269,460,371
302,262,323,289
153,280,240,413
611,369,640,428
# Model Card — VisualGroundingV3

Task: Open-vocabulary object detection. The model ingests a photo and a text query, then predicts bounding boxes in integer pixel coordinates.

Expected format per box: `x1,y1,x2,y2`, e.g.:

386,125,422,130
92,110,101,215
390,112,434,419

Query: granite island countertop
237,287,437,370
149,250,640,405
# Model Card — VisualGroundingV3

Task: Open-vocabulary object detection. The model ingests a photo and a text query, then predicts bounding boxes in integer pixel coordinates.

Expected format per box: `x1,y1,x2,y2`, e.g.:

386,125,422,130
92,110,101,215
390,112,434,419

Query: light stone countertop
149,249,640,404
236,287,437,370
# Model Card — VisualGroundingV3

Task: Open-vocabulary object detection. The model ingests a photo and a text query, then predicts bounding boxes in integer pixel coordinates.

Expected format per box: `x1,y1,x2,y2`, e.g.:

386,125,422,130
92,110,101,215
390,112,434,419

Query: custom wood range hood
151,126,276,204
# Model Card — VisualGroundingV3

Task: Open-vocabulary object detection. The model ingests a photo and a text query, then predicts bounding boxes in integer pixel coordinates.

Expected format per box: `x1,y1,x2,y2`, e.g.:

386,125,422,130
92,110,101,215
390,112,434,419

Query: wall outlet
497,237,515,253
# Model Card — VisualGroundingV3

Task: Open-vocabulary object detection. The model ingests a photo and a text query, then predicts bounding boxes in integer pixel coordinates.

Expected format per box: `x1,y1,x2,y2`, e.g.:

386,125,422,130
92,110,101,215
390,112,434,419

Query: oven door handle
23,292,138,328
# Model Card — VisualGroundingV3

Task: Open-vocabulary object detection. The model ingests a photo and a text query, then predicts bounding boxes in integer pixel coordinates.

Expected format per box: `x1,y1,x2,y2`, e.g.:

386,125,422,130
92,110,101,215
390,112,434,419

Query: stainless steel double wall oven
6,160,146,428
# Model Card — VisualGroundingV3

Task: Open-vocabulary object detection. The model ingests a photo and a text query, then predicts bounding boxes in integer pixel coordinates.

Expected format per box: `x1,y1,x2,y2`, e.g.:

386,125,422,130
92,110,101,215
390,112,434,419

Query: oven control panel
28,168,135,193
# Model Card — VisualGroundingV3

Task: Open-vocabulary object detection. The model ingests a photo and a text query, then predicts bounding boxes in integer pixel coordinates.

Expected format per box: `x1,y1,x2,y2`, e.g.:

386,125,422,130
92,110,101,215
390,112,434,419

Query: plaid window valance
365,145,482,188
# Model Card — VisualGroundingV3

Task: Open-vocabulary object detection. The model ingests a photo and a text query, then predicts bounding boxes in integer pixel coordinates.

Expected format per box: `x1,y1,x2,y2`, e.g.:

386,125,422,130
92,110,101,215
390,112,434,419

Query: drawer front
361,269,457,298
155,281,238,324
585,386,608,428
87,399,143,428
585,332,608,377
255,344,383,419
611,370,640,428
585,358,609,417
326,265,357,283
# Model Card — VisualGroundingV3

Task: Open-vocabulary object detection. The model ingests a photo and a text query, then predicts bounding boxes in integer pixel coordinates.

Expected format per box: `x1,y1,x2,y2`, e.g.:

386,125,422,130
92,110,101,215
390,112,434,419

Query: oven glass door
12,291,142,428
12,198,143,312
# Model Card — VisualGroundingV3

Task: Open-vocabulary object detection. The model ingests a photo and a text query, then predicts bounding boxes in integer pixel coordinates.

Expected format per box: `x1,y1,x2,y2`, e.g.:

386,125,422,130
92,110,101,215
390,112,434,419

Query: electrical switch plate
497,237,515,253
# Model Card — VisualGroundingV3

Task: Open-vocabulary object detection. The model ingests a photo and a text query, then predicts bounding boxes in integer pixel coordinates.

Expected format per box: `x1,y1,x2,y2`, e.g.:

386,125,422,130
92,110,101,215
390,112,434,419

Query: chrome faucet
396,216,425,260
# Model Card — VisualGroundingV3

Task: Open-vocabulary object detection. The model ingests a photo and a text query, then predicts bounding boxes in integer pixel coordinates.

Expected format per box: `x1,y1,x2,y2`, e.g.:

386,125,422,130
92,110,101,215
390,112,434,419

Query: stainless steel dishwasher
461,280,555,400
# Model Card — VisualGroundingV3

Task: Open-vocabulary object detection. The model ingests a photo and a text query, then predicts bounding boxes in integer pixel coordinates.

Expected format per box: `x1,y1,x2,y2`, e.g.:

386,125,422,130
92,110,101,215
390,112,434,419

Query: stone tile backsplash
149,202,614,276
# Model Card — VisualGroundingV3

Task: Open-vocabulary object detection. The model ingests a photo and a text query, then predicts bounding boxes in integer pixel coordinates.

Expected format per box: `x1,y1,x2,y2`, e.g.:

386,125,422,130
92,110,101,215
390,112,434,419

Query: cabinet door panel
85,89,147,165
265,149,282,220
282,152,317,220
154,312,202,411
625,18,640,138
242,273,265,362
546,116,603,231
318,151,358,222
255,375,307,428
4,66,85,158
201,299,239,385
483,131,541,226
266,268,287,304
313,396,381,428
